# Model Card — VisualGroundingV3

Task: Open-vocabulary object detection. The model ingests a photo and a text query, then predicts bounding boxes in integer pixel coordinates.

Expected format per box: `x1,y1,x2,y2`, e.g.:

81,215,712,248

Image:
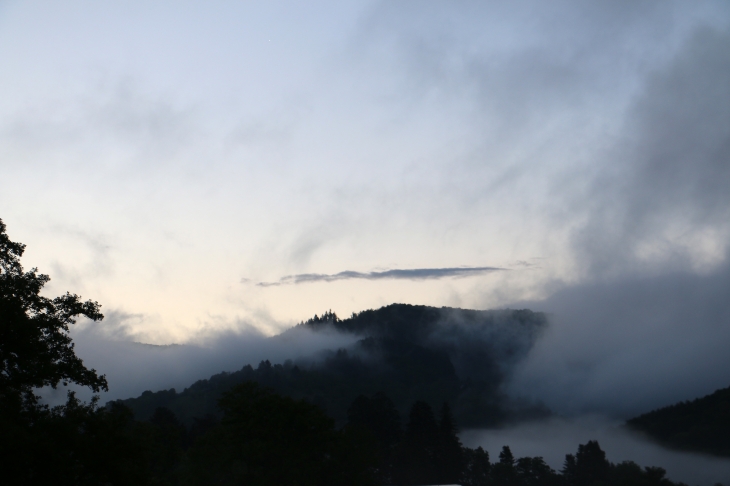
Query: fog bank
462,417,730,486
53,320,358,404
507,259,730,419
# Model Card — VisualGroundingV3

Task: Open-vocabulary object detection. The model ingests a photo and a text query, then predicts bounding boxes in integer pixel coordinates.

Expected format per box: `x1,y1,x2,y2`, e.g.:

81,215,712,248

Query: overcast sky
2,0,729,370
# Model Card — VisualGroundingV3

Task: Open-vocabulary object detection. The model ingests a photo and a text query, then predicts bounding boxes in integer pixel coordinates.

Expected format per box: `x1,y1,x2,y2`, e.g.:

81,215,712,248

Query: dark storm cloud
505,25,730,420
570,26,730,277
509,259,730,418
256,266,503,286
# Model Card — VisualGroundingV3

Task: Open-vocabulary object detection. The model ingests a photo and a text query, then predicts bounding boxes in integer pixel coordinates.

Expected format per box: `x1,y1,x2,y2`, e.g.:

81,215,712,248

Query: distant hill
627,385,730,457
115,303,550,427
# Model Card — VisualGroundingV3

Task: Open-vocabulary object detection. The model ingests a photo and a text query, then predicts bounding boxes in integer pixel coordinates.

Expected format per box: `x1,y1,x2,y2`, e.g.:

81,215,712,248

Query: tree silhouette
185,381,376,486
393,400,439,484
347,392,402,484
0,219,107,414
515,456,559,486
492,445,519,486
142,407,186,483
0,219,137,485
562,453,577,486
347,392,402,448
437,402,464,484
462,446,491,486
574,440,610,486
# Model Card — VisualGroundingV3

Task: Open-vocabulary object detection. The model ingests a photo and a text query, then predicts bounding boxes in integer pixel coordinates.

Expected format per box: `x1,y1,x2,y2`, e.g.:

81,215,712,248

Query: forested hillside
627,385,730,457
117,304,550,427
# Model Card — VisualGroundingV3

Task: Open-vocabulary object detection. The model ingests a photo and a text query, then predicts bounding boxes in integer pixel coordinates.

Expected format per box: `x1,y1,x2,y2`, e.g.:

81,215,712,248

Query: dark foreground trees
0,219,107,412
184,382,377,486
343,395,695,486
0,218,149,485
0,219,205,485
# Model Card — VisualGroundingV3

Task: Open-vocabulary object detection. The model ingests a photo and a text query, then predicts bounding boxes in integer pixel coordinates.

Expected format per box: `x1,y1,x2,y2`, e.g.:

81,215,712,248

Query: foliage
184,381,377,486
462,446,491,486
347,392,402,484
389,400,466,485
574,440,611,485
393,400,441,484
0,218,107,413
437,402,465,484
0,218,142,484
1,393,151,485
339,396,690,486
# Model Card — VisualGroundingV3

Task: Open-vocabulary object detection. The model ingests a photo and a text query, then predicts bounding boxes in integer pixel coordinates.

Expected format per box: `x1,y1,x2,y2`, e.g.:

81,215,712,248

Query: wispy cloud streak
257,266,503,287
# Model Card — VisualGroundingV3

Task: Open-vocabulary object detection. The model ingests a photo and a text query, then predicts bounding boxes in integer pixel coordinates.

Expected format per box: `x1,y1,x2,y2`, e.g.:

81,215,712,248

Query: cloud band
257,266,503,287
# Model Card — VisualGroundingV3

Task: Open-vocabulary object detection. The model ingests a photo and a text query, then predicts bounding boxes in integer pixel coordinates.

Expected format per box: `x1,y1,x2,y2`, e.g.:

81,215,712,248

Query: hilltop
115,303,550,427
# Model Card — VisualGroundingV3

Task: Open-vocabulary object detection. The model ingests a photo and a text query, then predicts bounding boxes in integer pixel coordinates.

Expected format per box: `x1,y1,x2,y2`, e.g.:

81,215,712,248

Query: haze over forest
1,1,730,484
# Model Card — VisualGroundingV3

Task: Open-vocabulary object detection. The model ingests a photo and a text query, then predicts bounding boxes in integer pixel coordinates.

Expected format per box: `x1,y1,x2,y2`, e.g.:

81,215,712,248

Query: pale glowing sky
2,0,729,344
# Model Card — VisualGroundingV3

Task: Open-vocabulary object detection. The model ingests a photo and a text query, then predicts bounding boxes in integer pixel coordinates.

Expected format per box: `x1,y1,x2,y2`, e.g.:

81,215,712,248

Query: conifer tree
437,402,464,484
462,446,491,486
394,401,439,485
492,445,518,486
575,440,610,486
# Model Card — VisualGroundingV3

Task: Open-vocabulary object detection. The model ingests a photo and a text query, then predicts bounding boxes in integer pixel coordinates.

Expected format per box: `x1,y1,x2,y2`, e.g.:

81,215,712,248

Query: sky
3,2,730,481
3,0,730,418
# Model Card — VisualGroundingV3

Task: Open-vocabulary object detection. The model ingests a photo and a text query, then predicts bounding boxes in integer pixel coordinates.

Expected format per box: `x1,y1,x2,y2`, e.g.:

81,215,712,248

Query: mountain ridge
114,303,550,427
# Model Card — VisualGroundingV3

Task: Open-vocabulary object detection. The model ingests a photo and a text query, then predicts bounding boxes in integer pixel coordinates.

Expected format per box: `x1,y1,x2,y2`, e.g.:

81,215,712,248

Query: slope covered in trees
627,385,730,457
118,305,550,428
128,390,695,486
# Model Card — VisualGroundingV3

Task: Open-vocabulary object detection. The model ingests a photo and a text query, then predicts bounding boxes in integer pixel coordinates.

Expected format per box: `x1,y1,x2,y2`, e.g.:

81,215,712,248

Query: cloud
60,316,360,405
257,266,504,286
506,257,730,419
568,25,730,278
498,22,730,422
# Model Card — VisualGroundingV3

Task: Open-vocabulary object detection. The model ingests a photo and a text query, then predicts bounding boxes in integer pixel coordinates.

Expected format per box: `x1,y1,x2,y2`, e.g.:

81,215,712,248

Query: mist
49,318,359,405
483,7,730,418
462,416,730,485
506,259,730,418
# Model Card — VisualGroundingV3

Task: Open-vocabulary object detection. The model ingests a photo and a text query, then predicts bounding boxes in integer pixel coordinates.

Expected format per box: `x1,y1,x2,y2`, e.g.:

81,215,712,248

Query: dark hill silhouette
115,304,550,427
627,385,730,457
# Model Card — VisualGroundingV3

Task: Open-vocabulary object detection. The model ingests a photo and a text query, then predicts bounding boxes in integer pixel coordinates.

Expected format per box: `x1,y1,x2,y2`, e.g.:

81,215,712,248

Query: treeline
20,383,691,486
119,355,462,428
359,389,695,486
627,385,730,457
